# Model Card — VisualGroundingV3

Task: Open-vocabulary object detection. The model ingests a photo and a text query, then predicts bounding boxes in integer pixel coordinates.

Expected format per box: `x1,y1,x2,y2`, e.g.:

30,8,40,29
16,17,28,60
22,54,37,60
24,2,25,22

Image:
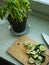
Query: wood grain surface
7,35,49,65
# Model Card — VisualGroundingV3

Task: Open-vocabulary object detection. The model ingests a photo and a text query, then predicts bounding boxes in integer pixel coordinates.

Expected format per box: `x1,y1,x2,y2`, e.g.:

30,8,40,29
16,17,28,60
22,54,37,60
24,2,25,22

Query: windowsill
0,14,49,65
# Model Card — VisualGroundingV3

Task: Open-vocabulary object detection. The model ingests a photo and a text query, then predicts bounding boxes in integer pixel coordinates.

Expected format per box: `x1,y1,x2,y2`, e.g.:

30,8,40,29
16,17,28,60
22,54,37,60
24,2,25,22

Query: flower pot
8,15,27,33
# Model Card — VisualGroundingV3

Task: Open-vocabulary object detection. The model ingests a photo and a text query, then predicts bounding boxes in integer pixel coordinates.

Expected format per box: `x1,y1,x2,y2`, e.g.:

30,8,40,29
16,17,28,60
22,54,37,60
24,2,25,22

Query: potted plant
0,0,31,33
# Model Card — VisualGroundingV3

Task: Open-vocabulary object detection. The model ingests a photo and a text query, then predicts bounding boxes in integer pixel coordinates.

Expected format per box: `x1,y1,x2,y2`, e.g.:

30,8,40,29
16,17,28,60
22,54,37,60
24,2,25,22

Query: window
34,0,49,5
29,0,49,20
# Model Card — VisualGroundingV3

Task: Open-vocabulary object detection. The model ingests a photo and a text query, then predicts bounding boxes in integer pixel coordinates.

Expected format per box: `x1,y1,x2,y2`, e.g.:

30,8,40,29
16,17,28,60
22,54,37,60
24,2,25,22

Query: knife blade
42,32,49,46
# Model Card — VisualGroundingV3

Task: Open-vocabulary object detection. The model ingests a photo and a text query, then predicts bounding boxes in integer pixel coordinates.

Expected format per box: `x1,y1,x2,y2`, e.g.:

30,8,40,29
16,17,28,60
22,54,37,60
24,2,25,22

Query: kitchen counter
0,14,49,65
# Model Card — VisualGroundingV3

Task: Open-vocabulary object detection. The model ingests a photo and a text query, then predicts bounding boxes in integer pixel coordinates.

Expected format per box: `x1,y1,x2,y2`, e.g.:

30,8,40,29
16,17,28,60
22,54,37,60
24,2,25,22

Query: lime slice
29,57,35,63
39,45,46,51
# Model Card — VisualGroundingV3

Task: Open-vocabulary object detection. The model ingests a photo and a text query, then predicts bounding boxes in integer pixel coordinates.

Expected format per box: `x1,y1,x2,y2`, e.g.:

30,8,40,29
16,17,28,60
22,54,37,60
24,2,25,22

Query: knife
41,32,49,46
42,33,49,65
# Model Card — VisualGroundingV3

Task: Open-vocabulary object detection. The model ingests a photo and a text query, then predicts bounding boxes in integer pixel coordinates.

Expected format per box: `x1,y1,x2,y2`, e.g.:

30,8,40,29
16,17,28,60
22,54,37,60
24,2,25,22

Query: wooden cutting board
7,35,49,65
